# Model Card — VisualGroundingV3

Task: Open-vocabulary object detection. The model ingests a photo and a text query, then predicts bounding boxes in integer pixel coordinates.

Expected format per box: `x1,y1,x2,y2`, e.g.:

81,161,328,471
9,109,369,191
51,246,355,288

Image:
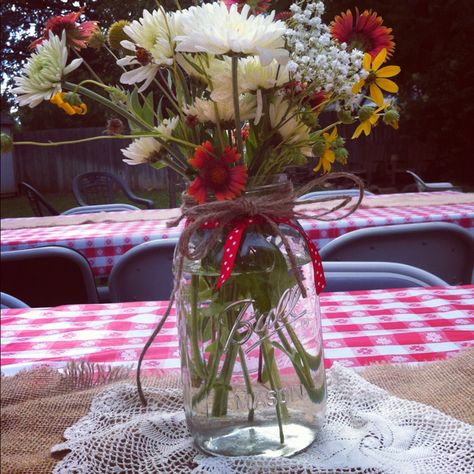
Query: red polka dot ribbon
205,216,326,294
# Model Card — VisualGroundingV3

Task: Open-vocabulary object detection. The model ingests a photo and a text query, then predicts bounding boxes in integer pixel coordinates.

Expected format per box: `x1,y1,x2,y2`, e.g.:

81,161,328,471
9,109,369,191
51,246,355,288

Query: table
2,285,473,376
2,192,473,277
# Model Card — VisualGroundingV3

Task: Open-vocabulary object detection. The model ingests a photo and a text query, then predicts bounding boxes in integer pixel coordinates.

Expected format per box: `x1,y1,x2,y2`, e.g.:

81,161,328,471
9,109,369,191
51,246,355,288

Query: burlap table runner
2,193,473,231
1,350,473,473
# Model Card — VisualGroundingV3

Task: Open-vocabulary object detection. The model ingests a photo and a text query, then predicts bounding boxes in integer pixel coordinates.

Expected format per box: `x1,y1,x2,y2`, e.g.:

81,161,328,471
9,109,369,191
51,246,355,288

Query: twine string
137,171,364,405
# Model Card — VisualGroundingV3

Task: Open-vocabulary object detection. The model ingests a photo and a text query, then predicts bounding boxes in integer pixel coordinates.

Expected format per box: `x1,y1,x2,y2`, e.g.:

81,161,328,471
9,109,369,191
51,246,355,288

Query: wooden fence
13,127,170,193
12,123,431,194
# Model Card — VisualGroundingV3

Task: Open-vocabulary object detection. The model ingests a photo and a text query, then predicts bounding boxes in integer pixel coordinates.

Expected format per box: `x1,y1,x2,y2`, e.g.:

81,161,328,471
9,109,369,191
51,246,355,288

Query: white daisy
211,56,289,101
118,9,180,91
12,31,83,108
175,2,289,66
183,95,256,124
269,96,312,156
121,117,179,165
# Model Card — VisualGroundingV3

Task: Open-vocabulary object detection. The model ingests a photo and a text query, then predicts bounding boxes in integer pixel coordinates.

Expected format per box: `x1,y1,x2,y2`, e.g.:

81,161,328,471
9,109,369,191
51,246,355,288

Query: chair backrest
322,261,449,292
320,222,474,285
20,182,59,217
1,292,30,309
73,172,123,206
62,203,140,215
108,239,178,302
1,246,99,307
298,189,373,201
72,171,154,208
405,170,426,191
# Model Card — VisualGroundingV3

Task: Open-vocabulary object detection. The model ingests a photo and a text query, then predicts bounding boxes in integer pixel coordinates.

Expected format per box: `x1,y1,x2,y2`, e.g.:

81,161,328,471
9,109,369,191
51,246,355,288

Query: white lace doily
52,364,474,474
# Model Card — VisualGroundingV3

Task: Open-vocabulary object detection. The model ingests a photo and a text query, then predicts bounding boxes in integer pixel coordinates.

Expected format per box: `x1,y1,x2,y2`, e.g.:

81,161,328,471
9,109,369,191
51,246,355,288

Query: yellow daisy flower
352,105,386,139
50,92,87,115
314,127,338,173
352,48,400,107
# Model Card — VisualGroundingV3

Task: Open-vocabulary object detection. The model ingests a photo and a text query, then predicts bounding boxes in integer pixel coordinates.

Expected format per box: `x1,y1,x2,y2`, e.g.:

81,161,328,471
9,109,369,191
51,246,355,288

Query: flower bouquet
8,0,400,457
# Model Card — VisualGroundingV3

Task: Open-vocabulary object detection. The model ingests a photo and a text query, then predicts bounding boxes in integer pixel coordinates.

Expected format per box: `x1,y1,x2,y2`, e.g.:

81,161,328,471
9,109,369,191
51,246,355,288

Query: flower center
206,164,228,187
348,33,373,53
135,47,152,66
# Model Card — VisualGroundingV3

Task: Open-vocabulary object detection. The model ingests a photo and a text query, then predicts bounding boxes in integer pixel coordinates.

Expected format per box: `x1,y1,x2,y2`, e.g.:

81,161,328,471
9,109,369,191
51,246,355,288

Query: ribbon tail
283,220,326,294
215,220,248,291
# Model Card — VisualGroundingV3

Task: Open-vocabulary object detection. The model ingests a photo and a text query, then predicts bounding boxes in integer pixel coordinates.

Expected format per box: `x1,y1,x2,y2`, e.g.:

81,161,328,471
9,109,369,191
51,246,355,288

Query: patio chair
1,246,99,307
298,188,374,201
108,239,178,302
405,170,461,192
322,261,448,292
319,222,474,285
20,182,59,217
1,292,30,309
62,203,140,215
72,171,154,209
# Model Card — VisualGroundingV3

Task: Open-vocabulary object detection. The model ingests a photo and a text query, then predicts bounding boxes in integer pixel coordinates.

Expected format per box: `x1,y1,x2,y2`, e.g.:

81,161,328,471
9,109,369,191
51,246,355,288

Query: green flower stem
239,348,255,422
231,55,243,158
211,344,238,417
261,339,286,444
73,49,103,84
63,81,151,131
190,275,207,380
191,338,221,407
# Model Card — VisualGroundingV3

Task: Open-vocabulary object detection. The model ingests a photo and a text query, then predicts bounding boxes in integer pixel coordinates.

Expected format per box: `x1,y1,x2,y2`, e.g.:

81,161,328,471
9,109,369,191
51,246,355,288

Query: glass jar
175,175,326,457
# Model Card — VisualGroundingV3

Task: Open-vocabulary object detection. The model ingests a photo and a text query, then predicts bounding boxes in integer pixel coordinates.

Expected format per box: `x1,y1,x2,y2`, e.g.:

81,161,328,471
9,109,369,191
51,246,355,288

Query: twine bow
136,171,365,405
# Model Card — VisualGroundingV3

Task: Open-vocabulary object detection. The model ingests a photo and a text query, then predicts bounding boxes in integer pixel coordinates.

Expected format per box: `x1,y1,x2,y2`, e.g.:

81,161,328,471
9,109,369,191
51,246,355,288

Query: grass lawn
1,189,179,219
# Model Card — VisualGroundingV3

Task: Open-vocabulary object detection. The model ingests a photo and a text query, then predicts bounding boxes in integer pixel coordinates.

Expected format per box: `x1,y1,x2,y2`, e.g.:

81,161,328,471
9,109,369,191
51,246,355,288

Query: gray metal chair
1,246,99,307
322,261,448,292
108,239,178,302
298,189,374,201
320,222,474,285
20,182,59,216
1,292,30,309
73,171,154,209
62,203,140,215
405,171,461,192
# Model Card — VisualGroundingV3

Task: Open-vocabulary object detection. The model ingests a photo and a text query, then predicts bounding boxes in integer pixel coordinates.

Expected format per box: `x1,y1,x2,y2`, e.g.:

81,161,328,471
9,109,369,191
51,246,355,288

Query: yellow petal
62,103,76,115
313,159,322,172
362,121,372,136
369,114,380,125
329,127,338,142
372,48,387,71
79,103,88,115
363,53,372,71
352,123,364,139
352,80,365,94
376,78,399,93
377,65,401,78
370,83,385,107
50,93,61,105
327,149,336,163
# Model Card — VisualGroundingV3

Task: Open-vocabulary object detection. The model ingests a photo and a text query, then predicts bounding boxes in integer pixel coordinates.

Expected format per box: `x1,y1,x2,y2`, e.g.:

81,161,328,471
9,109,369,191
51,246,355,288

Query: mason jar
175,175,326,457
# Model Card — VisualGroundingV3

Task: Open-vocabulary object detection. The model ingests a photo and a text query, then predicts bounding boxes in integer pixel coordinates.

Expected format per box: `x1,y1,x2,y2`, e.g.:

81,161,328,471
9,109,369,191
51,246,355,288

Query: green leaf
306,349,322,370
204,340,218,353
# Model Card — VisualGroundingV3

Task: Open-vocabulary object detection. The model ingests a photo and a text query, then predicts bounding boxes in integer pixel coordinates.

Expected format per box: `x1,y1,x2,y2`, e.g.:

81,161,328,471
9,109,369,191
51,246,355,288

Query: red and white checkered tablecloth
2,192,473,277
1,286,473,376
